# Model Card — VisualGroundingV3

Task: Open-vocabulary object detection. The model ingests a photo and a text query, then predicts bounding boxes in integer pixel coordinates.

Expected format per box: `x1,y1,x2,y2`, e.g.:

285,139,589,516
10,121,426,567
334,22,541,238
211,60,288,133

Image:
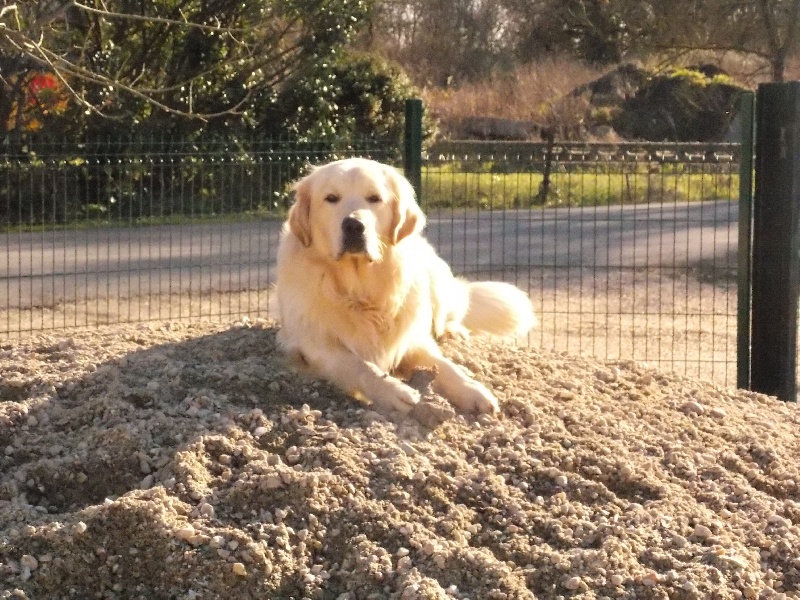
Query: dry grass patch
423,57,603,134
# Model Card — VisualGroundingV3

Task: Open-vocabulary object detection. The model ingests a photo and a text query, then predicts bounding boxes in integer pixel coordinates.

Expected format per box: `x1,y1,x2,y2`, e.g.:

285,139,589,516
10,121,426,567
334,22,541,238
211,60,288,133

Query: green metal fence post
736,91,755,390
404,98,423,201
751,82,800,401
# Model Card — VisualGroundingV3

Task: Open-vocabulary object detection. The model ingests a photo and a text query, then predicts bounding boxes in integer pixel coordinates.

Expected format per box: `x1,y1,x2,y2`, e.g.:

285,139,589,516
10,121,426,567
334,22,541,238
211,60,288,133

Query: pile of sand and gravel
1,320,799,599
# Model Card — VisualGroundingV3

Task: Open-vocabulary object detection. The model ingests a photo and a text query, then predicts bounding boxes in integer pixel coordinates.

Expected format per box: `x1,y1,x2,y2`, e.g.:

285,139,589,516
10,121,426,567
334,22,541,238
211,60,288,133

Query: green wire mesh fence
2,136,741,386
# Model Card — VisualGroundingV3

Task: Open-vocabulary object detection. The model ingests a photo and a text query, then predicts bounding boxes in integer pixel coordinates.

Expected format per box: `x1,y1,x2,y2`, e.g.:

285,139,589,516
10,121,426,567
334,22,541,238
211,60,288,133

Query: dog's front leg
404,341,499,414
300,347,421,415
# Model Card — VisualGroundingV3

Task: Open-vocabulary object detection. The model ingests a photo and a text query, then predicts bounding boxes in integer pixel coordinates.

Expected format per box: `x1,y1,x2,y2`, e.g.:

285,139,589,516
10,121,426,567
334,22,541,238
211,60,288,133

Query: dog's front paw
442,320,471,339
379,377,421,415
455,380,499,414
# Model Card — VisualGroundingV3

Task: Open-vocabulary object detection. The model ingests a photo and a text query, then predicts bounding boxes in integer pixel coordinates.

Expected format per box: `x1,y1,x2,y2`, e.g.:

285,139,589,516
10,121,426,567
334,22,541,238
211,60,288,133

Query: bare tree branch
72,1,252,34
0,0,323,122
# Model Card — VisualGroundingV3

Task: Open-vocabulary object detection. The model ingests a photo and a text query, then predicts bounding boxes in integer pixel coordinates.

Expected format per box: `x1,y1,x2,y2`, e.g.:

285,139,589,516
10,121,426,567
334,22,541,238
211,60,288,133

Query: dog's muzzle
341,216,368,255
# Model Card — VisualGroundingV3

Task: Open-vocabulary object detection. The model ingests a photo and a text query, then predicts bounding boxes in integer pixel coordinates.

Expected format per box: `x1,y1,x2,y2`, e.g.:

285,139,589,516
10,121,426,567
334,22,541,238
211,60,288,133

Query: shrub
268,51,434,148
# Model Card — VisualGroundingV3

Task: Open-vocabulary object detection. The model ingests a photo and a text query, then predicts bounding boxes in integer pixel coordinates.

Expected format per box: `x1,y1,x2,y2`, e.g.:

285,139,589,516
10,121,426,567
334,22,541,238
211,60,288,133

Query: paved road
1,200,738,308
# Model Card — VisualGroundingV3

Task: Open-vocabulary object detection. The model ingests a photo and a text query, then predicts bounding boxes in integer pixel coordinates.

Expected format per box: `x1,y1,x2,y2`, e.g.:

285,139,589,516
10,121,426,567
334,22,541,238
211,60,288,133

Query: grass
422,165,739,209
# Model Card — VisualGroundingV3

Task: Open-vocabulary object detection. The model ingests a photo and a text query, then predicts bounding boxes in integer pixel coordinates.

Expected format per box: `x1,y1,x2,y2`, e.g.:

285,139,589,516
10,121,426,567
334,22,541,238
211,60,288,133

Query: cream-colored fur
276,158,536,416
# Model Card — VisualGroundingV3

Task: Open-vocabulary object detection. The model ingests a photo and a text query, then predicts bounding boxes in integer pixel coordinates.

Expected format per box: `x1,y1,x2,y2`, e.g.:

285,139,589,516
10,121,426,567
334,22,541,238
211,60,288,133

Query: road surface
1,200,739,309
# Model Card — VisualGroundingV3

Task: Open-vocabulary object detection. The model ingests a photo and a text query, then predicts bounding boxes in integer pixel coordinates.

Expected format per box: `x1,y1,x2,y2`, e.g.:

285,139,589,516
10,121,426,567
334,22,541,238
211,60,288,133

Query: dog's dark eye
324,194,340,204
366,194,381,204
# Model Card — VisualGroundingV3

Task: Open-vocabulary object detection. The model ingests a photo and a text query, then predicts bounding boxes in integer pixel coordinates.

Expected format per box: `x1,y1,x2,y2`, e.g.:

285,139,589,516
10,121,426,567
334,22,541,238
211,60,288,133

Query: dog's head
287,158,425,262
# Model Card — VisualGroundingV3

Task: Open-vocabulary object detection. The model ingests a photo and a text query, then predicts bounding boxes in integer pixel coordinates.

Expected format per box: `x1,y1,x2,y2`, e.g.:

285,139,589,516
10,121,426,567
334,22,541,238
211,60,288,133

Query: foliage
667,68,736,88
269,51,435,145
0,0,426,141
4,72,69,131
611,68,746,142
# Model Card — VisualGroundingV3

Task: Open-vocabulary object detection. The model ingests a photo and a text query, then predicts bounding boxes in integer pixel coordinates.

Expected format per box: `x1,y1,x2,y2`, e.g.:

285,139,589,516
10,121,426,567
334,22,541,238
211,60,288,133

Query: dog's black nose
342,217,365,237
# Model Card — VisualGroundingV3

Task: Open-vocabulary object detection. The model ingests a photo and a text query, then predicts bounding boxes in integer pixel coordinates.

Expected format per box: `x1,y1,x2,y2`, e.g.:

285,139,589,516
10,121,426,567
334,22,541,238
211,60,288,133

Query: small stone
139,474,154,490
268,381,281,392
232,562,247,577
20,555,38,571
228,540,239,551
189,534,209,546
175,526,196,541
595,368,618,383
138,455,151,474
399,442,416,455
209,536,226,549
641,571,659,586
253,426,268,437
564,576,582,590
199,503,215,519
710,407,726,419
610,574,624,586
73,522,88,535
671,533,688,548
768,514,790,527
681,400,705,415
263,474,283,489
692,524,713,540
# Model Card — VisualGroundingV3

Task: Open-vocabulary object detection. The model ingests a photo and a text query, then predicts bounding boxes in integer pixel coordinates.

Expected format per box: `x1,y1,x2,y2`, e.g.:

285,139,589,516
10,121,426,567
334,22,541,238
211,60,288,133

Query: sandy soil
2,320,799,600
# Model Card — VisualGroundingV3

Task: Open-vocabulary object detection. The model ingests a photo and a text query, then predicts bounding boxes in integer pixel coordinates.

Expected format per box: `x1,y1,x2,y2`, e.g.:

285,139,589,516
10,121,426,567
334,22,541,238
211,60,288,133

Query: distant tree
628,0,800,82
703,0,800,81
368,0,513,85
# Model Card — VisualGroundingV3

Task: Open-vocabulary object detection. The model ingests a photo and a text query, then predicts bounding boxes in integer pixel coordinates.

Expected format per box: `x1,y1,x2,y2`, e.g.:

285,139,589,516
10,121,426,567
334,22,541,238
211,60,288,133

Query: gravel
1,320,799,599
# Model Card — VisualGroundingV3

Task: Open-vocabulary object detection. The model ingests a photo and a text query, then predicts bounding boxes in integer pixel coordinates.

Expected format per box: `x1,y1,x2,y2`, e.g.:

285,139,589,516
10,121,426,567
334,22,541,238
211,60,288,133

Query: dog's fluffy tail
462,281,537,338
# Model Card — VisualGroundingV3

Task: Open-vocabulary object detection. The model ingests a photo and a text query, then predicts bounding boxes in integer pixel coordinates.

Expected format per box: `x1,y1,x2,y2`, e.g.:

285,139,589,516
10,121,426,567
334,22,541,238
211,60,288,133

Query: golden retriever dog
276,158,536,417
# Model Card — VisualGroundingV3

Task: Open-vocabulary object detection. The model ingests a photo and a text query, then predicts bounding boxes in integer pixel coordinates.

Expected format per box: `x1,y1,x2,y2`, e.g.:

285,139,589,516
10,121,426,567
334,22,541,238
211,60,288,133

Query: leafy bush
612,68,745,142
268,51,434,147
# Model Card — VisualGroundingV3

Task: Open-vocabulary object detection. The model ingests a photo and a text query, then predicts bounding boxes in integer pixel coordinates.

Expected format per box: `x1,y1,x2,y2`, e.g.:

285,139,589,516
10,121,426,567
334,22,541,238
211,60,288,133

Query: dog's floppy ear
288,173,313,247
385,166,426,244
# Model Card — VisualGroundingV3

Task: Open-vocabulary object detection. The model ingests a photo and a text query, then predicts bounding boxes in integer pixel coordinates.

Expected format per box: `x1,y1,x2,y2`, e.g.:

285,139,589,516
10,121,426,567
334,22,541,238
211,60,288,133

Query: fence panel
2,136,742,386
423,141,741,385
1,136,395,334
